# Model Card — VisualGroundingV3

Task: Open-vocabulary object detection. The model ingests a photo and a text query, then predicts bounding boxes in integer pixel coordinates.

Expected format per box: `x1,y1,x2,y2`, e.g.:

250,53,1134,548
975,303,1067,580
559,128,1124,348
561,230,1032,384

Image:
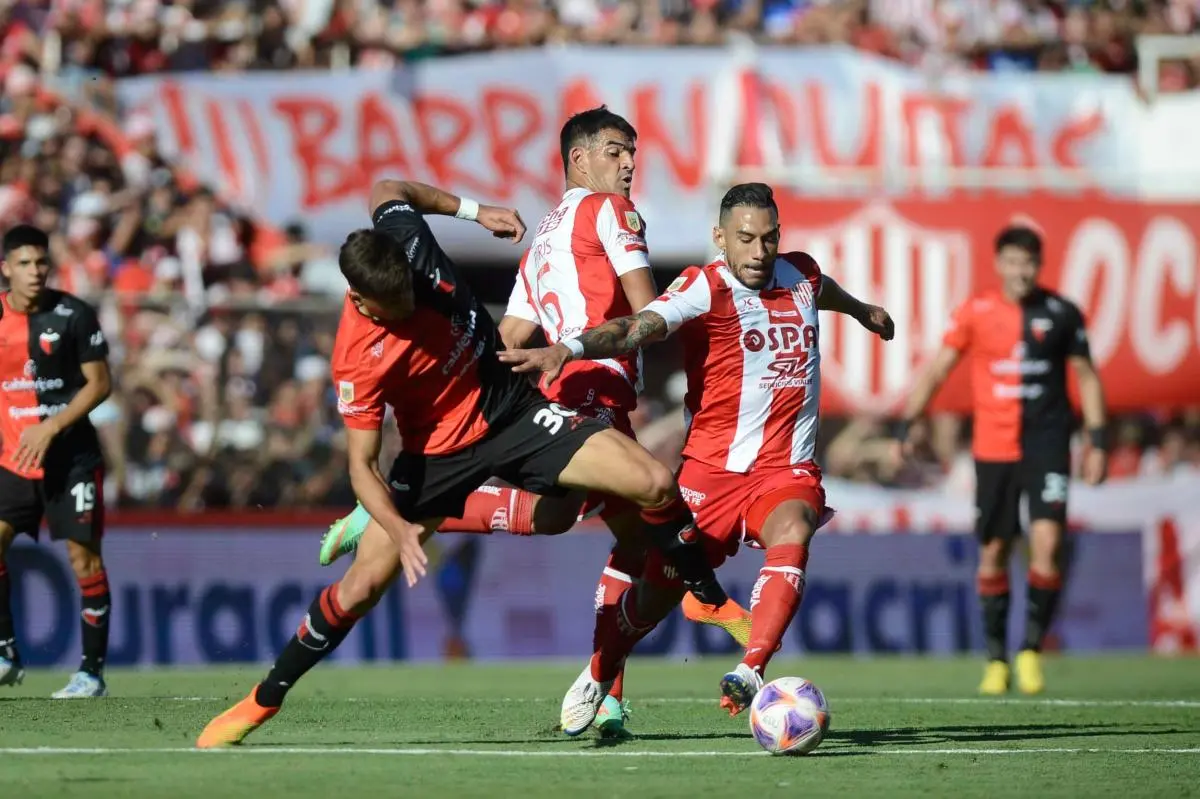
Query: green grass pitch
3,655,1199,798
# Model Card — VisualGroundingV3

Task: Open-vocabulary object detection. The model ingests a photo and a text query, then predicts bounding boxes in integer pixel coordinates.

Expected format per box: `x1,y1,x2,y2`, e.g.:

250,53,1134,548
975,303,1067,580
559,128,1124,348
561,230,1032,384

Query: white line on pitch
154,696,1200,709
3,746,1200,757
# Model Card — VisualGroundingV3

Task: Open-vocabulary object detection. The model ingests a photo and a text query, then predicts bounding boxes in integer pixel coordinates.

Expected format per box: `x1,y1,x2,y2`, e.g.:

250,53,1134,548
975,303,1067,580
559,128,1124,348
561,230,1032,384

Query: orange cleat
682,593,753,648
196,690,280,749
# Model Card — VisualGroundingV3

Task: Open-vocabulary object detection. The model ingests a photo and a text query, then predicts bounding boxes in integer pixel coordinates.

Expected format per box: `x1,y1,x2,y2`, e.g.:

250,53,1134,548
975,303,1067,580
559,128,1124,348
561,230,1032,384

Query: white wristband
560,338,584,359
455,197,479,221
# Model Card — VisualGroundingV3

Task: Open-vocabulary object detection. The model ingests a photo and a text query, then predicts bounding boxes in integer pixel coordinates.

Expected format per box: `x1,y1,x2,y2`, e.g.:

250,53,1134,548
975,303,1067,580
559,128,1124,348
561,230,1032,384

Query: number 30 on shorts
532,403,576,435
70,481,98,514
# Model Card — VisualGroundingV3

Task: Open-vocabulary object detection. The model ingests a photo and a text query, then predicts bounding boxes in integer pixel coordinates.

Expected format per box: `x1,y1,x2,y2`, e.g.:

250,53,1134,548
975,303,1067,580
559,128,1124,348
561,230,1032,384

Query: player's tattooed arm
818,275,895,341
576,311,669,359
497,310,668,383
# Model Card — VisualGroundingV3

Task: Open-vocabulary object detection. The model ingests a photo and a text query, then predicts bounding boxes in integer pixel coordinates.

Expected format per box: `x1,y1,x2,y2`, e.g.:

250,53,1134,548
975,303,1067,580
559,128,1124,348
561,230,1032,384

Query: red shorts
541,365,637,522
645,459,830,586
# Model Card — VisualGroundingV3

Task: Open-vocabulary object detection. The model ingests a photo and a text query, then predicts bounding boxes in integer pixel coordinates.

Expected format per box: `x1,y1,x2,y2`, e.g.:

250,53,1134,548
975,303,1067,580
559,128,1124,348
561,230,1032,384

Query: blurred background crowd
2,0,1199,511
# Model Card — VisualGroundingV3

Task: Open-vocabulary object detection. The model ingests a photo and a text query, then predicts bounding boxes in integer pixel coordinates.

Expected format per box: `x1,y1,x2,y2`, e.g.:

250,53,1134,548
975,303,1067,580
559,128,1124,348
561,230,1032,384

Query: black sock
0,560,19,666
256,583,360,708
640,496,727,608
978,573,1010,662
1023,570,1063,652
78,571,110,677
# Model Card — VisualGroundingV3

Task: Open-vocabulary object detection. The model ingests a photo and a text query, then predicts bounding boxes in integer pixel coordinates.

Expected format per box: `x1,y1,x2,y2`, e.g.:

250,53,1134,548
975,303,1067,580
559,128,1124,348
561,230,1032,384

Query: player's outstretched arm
817,274,894,341
369,180,526,243
497,310,670,383
345,426,429,586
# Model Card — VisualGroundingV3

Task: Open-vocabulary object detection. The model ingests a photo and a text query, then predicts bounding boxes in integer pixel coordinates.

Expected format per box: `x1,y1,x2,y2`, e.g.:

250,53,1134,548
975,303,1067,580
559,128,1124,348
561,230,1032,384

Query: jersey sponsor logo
444,309,484,377
378,203,412,217
336,401,370,416
741,323,817,354
370,341,384,359
784,202,971,413
763,354,813,389
90,330,105,347
990,342,1051,376
679,485,707,507
39,330,60,354
2,376,65,392
8,402,67,419
535,205,569,236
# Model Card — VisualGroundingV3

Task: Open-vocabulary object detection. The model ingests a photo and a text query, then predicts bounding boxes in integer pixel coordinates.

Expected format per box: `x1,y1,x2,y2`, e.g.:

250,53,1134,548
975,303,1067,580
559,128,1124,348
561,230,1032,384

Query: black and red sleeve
371,200,460,297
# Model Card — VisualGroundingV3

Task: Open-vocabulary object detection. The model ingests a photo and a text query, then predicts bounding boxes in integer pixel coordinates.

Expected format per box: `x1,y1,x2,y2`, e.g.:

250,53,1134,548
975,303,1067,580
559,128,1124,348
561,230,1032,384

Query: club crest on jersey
791,280,814,308
1030,317,1053,342
624,211,641,232
338,381,355,403
39,331,60,354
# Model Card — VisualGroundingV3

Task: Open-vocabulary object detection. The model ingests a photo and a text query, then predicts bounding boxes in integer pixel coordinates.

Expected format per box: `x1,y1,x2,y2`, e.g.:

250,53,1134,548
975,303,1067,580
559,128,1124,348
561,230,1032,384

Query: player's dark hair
719,182,777,224
994,225,1043,263
338,229,413,300
2,225,49,256
560,106,637,173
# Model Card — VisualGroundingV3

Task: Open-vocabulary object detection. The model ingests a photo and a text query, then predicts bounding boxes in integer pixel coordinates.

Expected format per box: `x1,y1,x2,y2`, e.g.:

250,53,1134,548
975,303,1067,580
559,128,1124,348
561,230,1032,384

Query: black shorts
388,396,608,522
974,457,1069,543
0,463,106,543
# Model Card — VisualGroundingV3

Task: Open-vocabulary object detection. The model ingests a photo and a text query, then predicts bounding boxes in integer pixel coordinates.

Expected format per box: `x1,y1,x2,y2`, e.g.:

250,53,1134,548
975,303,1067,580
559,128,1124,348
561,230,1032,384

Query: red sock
436,487,537,535
592,547,644,701
591,585,656,682
743,544,808,677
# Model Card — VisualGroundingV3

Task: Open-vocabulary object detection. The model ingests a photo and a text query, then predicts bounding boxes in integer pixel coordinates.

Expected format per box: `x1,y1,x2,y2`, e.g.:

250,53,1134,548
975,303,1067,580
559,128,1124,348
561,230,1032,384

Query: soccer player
196,179,729,748
896,223,1107,696
500,183,895,732
0,225,114,698
315,107,752,735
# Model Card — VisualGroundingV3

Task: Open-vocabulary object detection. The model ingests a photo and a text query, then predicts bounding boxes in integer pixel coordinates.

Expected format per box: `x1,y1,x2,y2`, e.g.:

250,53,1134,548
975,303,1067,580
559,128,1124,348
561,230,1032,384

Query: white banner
116,47,1165,262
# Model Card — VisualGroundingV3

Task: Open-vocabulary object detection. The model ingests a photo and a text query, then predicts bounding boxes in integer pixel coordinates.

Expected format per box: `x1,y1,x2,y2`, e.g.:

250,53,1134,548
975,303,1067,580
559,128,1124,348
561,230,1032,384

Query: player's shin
1023,569,1063,652
978,573,1011,661
640,495,728,608
742,545,808,677
0,559,19,668
78,571,110,677
256,582,363,707
592,545,643,701
591,583,664,682
436,487,538,535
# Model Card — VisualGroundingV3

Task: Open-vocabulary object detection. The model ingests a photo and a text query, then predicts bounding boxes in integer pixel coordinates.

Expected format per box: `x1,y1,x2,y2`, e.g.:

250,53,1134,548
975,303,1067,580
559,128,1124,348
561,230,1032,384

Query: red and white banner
1145,515,1200,654
776,195,1200,414
116,48,1153,260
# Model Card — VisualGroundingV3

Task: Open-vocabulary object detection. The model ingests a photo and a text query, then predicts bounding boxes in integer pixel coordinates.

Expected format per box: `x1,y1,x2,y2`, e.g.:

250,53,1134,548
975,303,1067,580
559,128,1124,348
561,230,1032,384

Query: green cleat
595,695,632,739
319,504,372,566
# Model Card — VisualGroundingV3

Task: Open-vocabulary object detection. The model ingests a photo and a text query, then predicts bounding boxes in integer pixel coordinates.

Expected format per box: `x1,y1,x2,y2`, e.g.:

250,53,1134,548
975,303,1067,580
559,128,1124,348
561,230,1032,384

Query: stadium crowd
1,0,1199,510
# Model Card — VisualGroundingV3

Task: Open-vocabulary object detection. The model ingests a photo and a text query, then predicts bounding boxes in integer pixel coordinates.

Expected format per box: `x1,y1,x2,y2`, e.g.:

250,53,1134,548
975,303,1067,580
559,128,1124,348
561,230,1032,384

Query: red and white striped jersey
643,252,824,474
505,187,650,394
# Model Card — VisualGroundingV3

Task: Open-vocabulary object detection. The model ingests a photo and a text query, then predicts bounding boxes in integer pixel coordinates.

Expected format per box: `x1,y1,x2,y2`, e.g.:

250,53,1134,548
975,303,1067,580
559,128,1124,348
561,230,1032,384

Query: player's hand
476,205,526,244
1083,447,1108,486
892,419,927,466
14,419,61,473
498,343,570,384
388,519,430,587
858,304,895,341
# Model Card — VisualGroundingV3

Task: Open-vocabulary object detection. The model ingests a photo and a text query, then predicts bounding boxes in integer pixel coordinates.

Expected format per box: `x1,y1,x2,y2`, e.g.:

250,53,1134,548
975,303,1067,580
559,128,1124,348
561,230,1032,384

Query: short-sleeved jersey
941,287,1091,461
0,290,108,479
331,201,533,455
507,188,650,403
642,253,824,474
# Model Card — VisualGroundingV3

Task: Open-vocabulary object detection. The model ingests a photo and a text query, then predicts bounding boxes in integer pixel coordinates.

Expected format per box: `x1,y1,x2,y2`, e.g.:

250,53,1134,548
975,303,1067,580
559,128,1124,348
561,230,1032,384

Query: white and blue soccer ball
748,676,830,755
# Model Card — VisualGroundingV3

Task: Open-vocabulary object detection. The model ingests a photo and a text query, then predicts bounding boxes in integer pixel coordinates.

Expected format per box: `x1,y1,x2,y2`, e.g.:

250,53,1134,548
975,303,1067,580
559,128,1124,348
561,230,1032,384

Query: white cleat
719,662,764,716
560,664,613,737
52,671,107,699
0,656,24,687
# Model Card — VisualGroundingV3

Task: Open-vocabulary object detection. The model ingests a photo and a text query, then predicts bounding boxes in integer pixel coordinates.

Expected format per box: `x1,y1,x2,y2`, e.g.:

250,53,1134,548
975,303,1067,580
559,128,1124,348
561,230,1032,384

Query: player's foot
1014,649,1045,695
196,690,280,748
319,504,370,566
682,593,753,647
51,671,107,699
978,660,1011,695
595,695,632,739
0,657,24,687
560,664,614,737
719,662,763,716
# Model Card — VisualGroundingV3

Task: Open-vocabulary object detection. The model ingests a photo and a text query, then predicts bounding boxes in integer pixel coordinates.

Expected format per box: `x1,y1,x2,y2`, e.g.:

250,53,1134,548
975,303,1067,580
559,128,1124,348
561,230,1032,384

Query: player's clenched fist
476,205,526,243
498,343,571,384
858,304,895,341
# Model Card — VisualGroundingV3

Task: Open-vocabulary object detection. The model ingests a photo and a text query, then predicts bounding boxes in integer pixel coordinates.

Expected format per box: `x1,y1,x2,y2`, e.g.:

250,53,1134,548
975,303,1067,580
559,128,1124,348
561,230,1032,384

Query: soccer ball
748,676,830,755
